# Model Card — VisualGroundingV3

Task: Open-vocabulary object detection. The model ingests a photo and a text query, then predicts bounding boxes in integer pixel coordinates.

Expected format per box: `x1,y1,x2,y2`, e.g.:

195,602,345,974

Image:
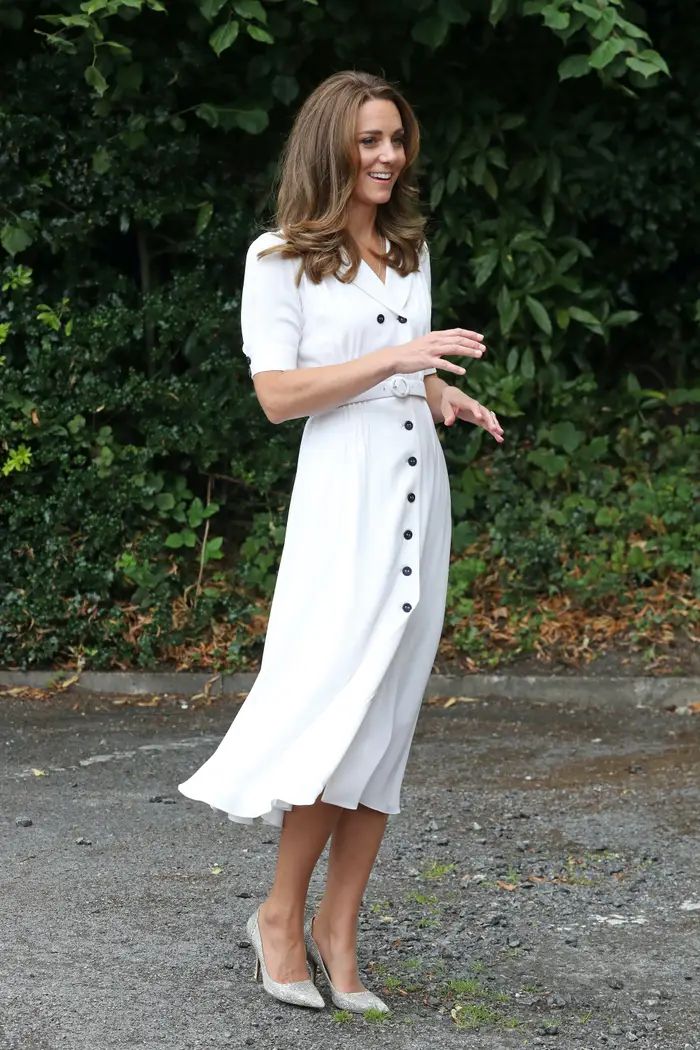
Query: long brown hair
257,70,426,284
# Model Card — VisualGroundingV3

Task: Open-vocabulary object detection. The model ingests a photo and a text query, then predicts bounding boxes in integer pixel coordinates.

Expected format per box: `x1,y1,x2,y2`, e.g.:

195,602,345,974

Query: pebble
608,978,624,990
15,817,33,827
565,936,579,947
75,836,92,845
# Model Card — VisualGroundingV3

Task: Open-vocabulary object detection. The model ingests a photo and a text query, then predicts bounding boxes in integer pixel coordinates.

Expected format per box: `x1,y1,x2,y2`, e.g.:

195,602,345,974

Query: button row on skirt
402,418,418,612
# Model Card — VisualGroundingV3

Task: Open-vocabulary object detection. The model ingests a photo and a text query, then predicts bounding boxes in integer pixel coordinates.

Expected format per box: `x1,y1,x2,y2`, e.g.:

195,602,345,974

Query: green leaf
199,0,229,21
506,347,519,373
1,224,33,256
489,0,509,26
234,0,267,20
521,346,535,380
155,492,176,510
473,248,498,288
569,306,601,328
165,532,185,549
589,37,628,71
412,14,449,48
272,74,299,104
558,54,590,80
246,23,273,43
548,421,585,452
496,285,519,336
526,449,568,477
430,178,445,209
195,202,214,235
626,53,669,78
525,295,552,336
209,20,239,56
84,64,108,96
541,7,570,31
195,103,220,128
607,310,641,326
235,108,269,134
572,0,602,18
92,146,111,174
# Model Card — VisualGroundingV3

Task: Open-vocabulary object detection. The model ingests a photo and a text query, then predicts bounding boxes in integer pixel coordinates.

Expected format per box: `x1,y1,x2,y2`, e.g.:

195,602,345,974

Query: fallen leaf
497,880,518,891
31,768,48,777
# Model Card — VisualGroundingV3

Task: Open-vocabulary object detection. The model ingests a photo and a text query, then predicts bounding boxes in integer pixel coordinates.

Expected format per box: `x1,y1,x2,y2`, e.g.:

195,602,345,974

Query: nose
378,139,400,164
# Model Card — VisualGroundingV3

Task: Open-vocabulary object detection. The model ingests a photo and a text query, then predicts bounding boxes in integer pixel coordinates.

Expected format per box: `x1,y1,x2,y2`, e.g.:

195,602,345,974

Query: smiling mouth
367,172,393,182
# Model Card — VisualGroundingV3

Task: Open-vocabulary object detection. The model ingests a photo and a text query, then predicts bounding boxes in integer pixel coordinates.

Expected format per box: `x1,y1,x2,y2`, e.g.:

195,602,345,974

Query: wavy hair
257,70,426,284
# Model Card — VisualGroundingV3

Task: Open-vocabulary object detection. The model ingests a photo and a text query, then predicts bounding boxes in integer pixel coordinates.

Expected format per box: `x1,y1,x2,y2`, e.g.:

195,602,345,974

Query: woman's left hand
440,386,504,443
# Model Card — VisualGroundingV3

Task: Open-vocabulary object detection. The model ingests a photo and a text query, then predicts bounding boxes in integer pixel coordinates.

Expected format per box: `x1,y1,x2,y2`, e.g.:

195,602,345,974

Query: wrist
373,345,400,380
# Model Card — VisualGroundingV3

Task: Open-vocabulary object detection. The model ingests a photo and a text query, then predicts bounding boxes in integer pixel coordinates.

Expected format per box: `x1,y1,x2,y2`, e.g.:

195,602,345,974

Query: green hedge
0,0,697,670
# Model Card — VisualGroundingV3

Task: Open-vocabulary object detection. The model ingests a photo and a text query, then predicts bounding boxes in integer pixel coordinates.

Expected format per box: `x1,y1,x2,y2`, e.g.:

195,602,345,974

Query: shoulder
246,229,286,260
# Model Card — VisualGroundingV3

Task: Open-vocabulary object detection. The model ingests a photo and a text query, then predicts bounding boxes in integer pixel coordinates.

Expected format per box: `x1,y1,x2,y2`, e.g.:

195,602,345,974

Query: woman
178,70,503,1013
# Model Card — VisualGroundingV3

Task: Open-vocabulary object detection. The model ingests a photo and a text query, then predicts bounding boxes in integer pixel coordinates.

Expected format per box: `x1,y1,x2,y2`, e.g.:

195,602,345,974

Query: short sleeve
241,232,303,377
420,241,436,377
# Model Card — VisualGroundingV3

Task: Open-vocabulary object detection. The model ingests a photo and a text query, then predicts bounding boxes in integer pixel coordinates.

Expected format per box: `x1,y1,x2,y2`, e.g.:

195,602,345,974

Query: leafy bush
0,0,697,670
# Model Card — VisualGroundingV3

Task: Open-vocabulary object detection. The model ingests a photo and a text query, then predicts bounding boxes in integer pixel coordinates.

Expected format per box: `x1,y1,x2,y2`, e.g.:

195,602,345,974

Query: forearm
424,373,449,423
254,347,399,423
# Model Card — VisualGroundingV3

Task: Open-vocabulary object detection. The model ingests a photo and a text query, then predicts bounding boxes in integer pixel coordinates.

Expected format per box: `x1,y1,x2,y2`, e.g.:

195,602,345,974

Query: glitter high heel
304,914,390,1014
246,907,325,1009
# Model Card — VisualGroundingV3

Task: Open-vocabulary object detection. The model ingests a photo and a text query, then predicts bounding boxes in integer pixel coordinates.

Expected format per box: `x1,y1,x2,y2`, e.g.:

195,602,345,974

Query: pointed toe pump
304,915,390,1015
246,907,325,1009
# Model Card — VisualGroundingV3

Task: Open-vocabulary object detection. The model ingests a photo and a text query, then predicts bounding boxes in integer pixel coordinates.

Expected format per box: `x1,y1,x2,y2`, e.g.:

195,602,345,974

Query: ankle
312,909,358,949
260,897,305,930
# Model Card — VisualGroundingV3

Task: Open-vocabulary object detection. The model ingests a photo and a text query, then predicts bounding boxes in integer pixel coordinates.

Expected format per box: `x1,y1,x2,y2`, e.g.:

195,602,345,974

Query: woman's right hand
385,329,486,376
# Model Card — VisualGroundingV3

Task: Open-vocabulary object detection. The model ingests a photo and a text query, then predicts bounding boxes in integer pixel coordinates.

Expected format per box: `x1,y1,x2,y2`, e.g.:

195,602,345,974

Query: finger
442,328,485,342
433,342,485,359
427,357,466,375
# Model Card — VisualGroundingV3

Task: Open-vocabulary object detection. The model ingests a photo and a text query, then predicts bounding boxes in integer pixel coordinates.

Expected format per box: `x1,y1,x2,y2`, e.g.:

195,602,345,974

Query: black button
404,420,413,430
398,315,407,324
403,529,413,539
377,314,385,324
408,456,417,466
402,603,412,613
402,566,412,576
407,493,415,503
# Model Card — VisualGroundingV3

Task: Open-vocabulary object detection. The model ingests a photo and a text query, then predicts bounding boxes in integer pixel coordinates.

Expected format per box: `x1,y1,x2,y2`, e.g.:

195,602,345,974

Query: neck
345,200,378,246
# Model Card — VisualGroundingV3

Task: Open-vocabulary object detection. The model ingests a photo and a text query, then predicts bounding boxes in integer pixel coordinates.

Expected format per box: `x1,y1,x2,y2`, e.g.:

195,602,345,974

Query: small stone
162,798,177,804
237,940,249,949
149,795,163,803
471,821,482,831
427,819,439,831
436,837,450,846
508,937,521,948
565,936,578,947
236,891,252,898
609,1026,623,1036
626,1033,639,1043
608,978,624,990
16,817,33,827
75,836,92,845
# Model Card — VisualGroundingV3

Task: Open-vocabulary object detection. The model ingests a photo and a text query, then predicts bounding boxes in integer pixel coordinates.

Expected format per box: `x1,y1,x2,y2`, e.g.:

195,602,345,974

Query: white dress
177,231,452,827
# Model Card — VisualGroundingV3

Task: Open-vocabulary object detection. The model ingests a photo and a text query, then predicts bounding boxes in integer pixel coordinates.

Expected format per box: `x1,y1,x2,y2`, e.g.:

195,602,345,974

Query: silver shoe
304,914,390,1014
245,907,325,1009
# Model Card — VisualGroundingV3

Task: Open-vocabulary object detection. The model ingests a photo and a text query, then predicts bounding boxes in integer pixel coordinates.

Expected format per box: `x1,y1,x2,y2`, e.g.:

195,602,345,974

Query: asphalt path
2,689,699,1049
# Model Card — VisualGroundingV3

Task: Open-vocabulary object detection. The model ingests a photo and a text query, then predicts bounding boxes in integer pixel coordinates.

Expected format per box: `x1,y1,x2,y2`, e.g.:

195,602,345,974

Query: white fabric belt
340,375,426,407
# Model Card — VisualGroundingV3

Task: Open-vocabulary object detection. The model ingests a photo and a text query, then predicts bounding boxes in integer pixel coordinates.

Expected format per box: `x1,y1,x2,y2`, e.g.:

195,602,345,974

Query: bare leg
311,802,389,992
257,797,342,983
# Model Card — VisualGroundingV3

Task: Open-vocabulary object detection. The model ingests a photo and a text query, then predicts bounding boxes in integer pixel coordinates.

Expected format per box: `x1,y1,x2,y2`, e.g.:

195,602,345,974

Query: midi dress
177,230,452,828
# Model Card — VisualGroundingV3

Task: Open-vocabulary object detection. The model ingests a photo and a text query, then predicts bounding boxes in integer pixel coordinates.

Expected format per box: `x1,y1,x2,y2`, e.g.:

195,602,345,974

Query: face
351,98,406,206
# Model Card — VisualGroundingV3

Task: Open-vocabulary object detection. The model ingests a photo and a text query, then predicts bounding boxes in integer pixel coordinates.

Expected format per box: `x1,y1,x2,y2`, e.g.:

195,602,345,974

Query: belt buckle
391,376,409,398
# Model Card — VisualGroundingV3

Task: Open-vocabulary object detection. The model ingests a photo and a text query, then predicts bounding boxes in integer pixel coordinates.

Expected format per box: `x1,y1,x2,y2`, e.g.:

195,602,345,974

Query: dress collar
337,237,412,314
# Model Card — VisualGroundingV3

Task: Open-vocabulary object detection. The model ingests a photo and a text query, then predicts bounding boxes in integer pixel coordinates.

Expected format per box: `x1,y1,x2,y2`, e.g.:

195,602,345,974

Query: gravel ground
1,689,699,1050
